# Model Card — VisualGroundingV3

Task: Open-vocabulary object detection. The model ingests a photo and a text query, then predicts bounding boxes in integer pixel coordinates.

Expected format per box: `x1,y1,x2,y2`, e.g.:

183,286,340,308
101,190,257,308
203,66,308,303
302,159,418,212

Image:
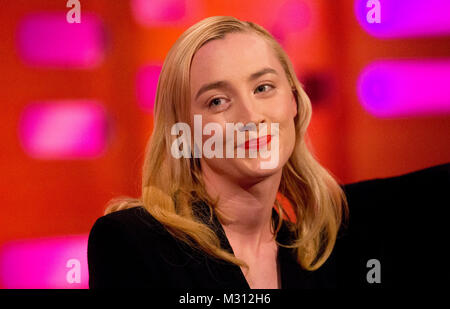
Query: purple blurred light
19,100,110,159
136,64,162,112
357,60,450,118
355,0,450,38
17,12,105,68
0,235,88,289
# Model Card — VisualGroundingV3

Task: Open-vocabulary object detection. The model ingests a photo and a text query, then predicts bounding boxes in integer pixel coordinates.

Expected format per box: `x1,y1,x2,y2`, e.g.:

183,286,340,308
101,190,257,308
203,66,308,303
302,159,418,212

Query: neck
202,164,282,253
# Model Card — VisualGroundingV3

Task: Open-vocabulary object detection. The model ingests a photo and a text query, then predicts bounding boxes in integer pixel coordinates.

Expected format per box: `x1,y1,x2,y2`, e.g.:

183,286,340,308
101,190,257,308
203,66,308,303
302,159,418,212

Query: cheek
279,120,297,165
193,116,229,150
267,96,295,125
276,99,297,147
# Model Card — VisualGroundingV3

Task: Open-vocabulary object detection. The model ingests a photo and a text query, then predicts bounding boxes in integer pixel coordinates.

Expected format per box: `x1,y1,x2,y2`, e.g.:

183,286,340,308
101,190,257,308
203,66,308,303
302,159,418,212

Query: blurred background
0,0,449,288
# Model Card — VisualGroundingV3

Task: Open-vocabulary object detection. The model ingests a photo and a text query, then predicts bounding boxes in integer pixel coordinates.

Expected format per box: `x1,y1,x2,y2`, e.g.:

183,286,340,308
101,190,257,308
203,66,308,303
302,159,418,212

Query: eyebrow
194,67,278,101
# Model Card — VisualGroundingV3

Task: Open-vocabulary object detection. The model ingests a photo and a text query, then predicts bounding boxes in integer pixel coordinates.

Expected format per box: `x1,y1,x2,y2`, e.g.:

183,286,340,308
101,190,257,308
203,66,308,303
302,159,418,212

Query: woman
88,15,348,289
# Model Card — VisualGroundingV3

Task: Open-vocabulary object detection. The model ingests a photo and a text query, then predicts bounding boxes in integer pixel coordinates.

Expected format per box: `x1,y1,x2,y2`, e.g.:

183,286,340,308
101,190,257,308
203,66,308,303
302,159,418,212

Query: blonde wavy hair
105,16,348,271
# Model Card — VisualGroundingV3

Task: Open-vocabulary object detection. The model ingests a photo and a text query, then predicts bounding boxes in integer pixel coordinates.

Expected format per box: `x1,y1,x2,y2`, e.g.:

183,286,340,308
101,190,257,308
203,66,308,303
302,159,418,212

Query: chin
236,155,285,179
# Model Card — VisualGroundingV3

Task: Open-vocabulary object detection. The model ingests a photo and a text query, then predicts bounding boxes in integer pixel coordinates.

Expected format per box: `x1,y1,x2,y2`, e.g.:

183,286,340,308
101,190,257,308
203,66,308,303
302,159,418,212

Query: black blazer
87,163,449,288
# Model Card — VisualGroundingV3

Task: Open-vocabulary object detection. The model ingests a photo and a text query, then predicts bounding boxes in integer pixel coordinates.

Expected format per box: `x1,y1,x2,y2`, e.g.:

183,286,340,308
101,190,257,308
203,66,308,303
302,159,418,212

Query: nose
235,92,267,130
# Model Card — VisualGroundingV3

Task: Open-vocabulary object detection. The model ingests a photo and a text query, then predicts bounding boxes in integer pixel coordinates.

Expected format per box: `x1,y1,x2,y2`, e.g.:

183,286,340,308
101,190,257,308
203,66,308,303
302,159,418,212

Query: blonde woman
88,15,349,289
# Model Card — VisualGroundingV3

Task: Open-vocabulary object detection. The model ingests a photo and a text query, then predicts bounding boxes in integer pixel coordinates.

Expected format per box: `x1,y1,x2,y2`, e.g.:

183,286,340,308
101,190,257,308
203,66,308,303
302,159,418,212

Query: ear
291,88,298,118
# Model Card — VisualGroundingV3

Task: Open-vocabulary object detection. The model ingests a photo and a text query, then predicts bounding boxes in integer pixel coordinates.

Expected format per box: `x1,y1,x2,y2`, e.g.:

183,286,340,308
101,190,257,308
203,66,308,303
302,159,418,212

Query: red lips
243,135,272,150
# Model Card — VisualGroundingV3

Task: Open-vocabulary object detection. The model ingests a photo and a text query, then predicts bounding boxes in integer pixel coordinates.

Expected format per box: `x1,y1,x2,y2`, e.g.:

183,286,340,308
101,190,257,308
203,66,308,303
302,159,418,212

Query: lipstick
242,135,272,150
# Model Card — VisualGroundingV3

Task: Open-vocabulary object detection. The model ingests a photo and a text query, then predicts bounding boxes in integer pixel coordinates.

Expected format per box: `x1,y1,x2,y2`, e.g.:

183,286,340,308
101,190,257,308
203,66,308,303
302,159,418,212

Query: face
189,32,298,187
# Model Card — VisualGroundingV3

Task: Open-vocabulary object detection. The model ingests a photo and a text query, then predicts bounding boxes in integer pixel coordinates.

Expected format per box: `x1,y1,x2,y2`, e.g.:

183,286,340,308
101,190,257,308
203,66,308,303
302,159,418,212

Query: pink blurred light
0,234,89,289
19,100,110,159
136,64,162,112
268,0,312,45
17,12,105,68
131,0,202,27
357,60,450,118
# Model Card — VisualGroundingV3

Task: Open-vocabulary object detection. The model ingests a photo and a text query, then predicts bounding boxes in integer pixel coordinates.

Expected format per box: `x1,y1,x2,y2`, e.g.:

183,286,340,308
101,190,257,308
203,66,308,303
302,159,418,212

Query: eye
208,97,226,108
254,84,274,94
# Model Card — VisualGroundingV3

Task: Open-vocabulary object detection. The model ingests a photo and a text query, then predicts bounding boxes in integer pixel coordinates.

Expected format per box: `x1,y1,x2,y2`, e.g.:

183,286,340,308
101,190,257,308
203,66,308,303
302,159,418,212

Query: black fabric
337,162,449,288
88,163,449,288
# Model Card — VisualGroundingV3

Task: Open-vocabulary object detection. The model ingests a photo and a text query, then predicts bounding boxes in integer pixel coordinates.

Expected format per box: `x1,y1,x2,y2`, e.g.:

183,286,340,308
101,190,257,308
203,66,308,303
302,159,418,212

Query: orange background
0,0,449,286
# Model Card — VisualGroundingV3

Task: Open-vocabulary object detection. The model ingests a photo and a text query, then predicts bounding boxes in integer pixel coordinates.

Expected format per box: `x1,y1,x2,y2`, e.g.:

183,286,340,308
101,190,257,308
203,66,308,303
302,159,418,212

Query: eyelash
207,84,275,108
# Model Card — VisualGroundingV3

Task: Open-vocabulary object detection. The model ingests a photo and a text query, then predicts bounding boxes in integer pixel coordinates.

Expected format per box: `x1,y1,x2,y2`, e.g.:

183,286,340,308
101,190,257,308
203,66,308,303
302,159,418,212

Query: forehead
190,32,281,84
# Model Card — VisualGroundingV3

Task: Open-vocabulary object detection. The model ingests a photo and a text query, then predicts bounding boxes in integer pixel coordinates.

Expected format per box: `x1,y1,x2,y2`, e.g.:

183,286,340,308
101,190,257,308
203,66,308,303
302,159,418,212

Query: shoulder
87,206,194,288
88,206,171,245
87,206,172,288
91,206,164,232
94,205,159,227
340,162,449,225
335,163,449,287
